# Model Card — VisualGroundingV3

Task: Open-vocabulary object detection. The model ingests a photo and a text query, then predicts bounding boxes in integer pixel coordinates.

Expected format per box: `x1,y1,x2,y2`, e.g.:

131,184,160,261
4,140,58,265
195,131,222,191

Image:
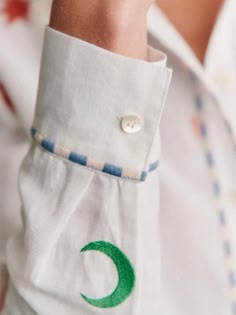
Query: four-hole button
121,115,143,134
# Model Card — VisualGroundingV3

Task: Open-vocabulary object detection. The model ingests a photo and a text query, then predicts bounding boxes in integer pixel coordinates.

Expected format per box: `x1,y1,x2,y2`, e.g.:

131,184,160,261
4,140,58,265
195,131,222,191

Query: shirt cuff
33,27,172,181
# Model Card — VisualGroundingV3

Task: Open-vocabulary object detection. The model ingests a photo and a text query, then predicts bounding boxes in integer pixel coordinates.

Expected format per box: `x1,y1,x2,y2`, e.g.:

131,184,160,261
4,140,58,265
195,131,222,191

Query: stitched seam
191,72,236,314
143,68,172,168
31,127,158,183
33,143,141,184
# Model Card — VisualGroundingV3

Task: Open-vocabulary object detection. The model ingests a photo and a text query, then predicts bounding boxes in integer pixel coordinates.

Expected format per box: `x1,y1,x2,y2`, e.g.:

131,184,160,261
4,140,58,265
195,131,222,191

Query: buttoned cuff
33,27,172,181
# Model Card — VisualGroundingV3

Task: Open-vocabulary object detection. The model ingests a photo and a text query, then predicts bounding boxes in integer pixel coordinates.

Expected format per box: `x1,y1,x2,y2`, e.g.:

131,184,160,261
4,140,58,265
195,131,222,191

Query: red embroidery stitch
0,83,15,112
1,0,29,23
0,287,7,312
0,270,8,313
191,115,201,137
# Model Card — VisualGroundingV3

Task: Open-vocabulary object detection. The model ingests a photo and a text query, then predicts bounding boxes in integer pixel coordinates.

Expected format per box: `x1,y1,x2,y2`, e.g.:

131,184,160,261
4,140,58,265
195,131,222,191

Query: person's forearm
50,0,152,60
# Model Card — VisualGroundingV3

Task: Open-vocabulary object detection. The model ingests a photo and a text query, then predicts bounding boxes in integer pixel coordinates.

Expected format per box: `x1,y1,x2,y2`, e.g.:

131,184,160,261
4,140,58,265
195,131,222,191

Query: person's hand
50,0,154,60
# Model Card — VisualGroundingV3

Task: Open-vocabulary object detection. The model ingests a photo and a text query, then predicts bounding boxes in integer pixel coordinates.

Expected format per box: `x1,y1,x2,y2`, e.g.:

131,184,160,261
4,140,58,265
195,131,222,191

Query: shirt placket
191,72,236,315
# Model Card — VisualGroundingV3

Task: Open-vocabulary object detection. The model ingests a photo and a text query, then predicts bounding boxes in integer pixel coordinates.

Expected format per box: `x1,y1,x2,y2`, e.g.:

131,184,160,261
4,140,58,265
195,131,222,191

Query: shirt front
148,2,236,314
1,1,236,315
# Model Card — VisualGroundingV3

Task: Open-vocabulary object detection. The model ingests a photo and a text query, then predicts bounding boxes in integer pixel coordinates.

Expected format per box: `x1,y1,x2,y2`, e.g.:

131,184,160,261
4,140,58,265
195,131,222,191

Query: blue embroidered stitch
192,72,236,314
140,171,147,182
69,152,87,166
232,302,236,315
31,127,37,137
205,151,214,167
149,161,159,172
41,139,54,153
200,121,207,137
195,95,203,111
30,128,158,182
228,271,236,287
219,210,226,226
212,180,221,195
103,164,122,177
224,241,232,256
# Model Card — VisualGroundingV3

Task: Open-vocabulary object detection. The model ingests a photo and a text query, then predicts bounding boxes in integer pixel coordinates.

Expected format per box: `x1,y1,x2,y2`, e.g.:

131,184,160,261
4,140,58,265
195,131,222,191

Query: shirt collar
147,1,230,98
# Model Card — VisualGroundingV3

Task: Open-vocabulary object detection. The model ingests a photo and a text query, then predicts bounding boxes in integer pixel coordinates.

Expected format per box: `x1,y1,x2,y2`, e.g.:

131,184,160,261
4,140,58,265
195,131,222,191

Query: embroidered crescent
80,241,135,308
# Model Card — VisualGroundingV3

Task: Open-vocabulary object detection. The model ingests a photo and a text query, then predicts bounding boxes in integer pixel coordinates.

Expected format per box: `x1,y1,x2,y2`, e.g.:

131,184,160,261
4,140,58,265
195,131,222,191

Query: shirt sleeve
3,27,172,315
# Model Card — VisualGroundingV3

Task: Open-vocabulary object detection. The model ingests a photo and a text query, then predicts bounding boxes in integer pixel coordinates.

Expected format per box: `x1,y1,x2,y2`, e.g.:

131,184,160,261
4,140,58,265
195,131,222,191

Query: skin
157,0,224,63
50,0,223,62
50,0,153,60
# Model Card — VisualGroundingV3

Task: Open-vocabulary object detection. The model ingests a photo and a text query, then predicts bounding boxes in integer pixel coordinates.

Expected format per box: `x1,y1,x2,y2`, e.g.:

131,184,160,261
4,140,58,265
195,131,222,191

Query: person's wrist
50,0,150,60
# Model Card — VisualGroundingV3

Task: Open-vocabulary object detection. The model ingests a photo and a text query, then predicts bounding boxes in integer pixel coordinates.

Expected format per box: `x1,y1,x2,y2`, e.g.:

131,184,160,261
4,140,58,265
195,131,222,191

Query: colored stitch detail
205,151,214,167
31,127,37,137
69,152,87,166
224,241,232,256
232,302,236,315
149,161,159,172
219,210,226,226
200,121,207,137
31,127,158,182
224,120,233,135
194,95,203,111
191,71,236,314
80,241,135,308
41,139,54,153
191,116,203,137
229,271,236,287
140,171,148,182
212,180,221,195
103,164,122,177
0,82,16,113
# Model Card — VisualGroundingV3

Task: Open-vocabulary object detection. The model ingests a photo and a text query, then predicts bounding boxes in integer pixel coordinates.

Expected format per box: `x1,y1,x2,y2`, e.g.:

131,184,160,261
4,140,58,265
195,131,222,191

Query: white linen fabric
1,0,236,314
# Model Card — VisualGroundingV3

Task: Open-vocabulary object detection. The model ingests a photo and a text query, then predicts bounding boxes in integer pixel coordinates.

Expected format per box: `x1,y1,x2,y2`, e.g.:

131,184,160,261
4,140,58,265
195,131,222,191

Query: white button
121,115,143,134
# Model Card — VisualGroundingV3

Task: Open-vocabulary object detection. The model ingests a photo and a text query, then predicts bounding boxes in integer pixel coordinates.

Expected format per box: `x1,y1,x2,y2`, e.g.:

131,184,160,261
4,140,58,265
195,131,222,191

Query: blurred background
0,1,52,306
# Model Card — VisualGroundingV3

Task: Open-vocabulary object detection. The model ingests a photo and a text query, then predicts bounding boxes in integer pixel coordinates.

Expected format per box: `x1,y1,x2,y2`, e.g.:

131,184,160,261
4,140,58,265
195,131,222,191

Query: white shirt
1,1,236,314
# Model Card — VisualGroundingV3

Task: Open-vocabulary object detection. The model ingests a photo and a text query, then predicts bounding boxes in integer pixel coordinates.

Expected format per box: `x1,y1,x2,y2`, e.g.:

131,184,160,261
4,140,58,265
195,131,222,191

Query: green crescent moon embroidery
80,241,136,308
